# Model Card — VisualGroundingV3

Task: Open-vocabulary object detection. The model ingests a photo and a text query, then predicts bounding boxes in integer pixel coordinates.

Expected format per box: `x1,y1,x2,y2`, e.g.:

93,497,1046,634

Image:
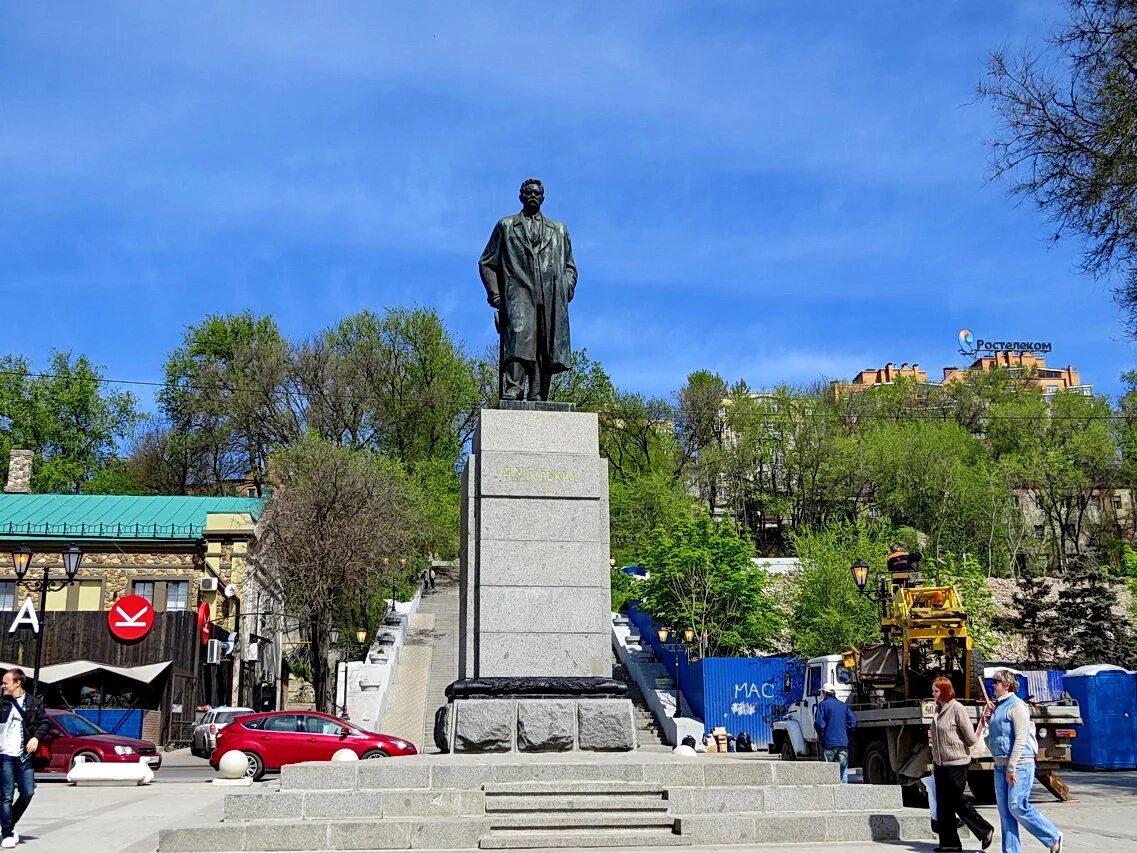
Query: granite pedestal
447,405,634,752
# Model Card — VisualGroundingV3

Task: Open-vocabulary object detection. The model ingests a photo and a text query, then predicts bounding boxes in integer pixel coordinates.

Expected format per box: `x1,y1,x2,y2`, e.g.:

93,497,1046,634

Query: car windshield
55,714,105,737
215,711,241,725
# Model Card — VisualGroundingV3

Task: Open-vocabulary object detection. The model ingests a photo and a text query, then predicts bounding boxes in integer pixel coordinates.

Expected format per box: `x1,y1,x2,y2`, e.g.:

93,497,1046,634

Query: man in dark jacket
0,669,49,847
814,681,857,783
479,178,578,402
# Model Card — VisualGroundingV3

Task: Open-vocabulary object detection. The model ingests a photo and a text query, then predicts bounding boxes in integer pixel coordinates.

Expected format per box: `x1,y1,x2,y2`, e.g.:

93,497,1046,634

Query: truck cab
772,654,854,760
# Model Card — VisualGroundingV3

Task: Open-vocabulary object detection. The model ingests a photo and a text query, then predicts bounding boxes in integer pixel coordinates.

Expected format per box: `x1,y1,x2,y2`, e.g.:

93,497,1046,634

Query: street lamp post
329,627,369,721
849,558,890,639
329,627,341,717
10,544,82,697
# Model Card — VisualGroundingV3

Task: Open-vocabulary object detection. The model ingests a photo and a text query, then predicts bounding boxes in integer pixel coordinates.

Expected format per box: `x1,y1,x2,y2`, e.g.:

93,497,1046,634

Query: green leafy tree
0,352,140,493
599,390,695,565
255,436,422,712
992,390,1117,566
999,558,1059,665
787,520,896,658
549,349,616,411
1053,559,1135,667
638,512,781,657
980,0,1137,330
722,384,860,553
675,371,730,514
610,566,637,614
158,311,288,494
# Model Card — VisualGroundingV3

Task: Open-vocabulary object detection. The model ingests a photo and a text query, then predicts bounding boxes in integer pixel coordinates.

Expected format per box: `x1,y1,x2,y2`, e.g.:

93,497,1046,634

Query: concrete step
480,829,685,849
483,781,665,795
487,812,675,830
485,794,667,812
160,818,486,851
665,783,901,814
676,809,932,844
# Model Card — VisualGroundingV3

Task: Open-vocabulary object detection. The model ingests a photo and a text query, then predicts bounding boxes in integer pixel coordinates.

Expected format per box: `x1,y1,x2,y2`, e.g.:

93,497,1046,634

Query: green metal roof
0,494,263,542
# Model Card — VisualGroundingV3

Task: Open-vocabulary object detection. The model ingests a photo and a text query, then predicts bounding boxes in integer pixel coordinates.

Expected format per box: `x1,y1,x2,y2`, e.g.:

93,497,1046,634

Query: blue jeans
822,747,849,783
0,754,34,838
994,763,1060,853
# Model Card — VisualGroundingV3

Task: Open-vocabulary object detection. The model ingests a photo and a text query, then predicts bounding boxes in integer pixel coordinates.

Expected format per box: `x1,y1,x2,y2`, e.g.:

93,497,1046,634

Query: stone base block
440,697,637,753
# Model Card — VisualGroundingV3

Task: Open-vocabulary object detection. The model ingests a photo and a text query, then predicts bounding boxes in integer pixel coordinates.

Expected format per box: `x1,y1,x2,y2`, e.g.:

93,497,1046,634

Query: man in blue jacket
814,682,857,783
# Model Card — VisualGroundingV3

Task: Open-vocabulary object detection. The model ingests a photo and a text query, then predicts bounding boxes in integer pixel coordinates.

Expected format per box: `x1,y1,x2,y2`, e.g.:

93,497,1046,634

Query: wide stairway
159,755,932,851
379,564,459,751
611,657,669,751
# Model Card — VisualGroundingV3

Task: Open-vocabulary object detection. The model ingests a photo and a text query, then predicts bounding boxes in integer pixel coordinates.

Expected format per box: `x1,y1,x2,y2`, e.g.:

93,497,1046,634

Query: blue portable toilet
1064,665,1137,770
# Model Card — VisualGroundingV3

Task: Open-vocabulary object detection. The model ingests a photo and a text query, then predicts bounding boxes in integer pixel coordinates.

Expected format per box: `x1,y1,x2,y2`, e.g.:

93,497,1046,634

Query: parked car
191,706,253,758
210,710,416,780
36,710,162,773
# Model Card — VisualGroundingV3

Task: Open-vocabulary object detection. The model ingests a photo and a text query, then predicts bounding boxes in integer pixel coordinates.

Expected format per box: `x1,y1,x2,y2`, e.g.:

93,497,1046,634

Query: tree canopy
981,0,1137,330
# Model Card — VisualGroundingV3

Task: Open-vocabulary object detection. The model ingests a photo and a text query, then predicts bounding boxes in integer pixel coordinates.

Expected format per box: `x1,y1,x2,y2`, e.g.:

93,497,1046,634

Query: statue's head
519,178,544,215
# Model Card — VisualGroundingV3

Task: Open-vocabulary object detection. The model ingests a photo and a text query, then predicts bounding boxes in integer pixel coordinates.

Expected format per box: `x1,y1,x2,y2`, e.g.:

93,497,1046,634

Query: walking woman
986,669,1063,853
929,676,994,851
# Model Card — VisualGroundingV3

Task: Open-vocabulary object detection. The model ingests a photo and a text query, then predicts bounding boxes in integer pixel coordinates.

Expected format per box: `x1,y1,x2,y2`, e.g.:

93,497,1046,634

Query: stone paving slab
381,612,435,745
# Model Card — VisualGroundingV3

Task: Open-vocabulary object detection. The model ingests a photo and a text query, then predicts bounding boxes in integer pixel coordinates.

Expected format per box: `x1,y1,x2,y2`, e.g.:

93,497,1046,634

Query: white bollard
331,748,359,762
218,749,249,778
211,749,254,787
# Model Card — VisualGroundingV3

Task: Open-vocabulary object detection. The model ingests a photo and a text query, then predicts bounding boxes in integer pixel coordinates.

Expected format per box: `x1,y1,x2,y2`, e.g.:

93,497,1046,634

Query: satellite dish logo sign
958,329,1051,356
958,329,975,354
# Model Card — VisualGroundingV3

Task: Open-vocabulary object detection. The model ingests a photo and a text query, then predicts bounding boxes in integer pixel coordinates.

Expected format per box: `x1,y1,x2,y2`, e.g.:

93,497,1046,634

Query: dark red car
210,710,416,780
36,710,162,773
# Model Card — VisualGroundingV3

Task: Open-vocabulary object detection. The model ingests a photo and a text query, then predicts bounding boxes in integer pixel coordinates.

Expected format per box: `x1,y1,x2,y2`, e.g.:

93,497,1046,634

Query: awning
0,660,173,686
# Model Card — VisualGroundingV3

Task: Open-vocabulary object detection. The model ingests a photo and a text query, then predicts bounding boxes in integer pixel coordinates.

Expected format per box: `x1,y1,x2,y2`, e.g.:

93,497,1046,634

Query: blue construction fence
626,604,803,747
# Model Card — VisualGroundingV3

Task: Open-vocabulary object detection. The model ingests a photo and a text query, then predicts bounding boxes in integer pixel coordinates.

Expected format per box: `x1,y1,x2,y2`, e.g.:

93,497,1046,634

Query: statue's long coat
478,213,577,372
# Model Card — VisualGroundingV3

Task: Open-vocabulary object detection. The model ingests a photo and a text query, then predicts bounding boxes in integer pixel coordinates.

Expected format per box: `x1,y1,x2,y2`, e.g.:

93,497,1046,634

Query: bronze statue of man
479,178,577,401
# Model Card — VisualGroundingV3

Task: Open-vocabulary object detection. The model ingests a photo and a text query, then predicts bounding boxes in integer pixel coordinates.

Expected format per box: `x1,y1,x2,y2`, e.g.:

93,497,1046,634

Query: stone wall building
0,450,280,743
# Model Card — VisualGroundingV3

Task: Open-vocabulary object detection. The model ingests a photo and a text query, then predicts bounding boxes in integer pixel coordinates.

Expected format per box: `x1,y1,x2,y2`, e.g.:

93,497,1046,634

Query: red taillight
1055,729,1077,739
209,725,217,734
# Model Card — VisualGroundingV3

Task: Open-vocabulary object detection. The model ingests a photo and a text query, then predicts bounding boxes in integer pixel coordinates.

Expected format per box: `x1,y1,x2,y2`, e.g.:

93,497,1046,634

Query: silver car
191,707,254,758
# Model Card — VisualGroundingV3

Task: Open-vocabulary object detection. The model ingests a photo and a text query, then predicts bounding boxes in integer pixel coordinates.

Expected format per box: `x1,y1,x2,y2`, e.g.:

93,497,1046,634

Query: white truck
771,654,1081,803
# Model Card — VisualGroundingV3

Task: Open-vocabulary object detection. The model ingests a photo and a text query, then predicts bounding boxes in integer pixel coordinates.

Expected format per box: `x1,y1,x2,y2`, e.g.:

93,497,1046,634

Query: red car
210,710,417,780
36,710,162,773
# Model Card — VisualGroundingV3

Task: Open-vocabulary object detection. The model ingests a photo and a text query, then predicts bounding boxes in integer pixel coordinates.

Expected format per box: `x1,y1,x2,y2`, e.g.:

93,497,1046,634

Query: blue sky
3,1,1132,406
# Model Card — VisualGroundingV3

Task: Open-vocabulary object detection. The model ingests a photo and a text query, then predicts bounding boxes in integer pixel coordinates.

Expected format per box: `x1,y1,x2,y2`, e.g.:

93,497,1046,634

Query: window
1034,525,1045,540
34,580,103,612
45,586,68,612
264,715,299,733
75,580,101,611
0,582,14,612
55,714,104,737
1114,495,1124,510
302,716,344,736
807,666,823,697
131,579,189,612
241,717,265,731
166,582,189,611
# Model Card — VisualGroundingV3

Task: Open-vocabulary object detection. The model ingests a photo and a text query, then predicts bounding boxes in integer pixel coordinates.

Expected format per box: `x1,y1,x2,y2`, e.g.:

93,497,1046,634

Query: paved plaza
0,753,1131,852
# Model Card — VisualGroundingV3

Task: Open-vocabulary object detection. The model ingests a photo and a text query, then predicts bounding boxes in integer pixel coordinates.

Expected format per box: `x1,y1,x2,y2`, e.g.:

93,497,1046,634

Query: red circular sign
107,595,156,642
197,601,211,645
